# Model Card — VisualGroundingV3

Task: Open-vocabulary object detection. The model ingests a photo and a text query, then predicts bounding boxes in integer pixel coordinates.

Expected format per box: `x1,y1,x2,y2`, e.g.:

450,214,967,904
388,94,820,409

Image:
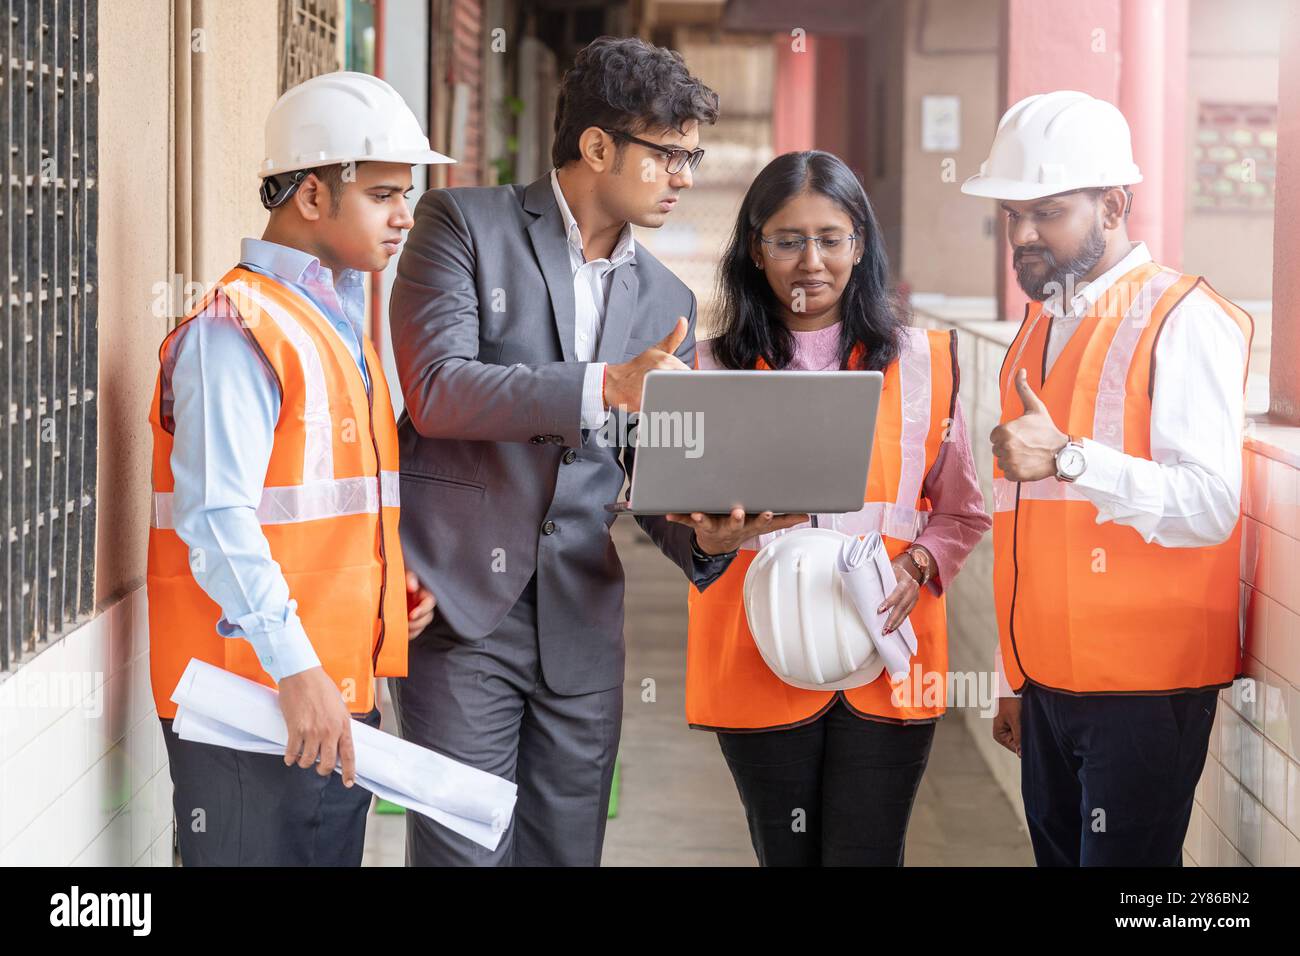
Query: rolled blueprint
835,532,919,683
170,658,517,851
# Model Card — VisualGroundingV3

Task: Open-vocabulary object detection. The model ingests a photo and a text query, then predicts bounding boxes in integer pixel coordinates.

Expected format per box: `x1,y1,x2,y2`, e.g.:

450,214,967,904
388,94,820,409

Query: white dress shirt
549,168,636,428
995,241,1249,697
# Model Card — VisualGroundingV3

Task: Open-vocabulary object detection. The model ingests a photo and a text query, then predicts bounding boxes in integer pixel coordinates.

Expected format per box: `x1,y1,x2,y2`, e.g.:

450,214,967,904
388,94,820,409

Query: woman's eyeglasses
759,234,860,260
600,128,705,175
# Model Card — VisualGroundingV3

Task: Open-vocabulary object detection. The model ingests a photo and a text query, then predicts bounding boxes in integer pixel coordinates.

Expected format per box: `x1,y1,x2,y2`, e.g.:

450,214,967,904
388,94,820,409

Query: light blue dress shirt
166,238,372,682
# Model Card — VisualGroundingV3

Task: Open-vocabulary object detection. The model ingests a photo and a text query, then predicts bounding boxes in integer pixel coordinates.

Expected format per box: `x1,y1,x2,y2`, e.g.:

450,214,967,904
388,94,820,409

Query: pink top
697,323,991,595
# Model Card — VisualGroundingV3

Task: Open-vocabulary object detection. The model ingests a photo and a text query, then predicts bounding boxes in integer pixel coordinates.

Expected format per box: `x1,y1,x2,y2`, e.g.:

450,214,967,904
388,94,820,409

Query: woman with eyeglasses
682,150,991,866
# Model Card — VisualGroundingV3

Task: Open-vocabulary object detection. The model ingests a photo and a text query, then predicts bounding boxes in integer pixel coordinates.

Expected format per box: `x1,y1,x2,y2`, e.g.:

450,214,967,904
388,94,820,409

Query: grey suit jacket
389,172,733,695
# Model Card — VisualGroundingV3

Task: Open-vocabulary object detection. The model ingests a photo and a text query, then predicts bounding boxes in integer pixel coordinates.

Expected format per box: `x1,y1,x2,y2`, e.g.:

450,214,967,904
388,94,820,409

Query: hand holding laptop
666,508,809,555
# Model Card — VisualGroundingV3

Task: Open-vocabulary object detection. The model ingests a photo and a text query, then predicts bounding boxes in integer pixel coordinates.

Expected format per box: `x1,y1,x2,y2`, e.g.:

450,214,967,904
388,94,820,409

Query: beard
1013,220,1108,302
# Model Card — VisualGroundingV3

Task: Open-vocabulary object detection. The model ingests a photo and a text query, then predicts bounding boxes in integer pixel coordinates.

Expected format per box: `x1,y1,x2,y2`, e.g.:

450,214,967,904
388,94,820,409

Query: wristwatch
691,531,737,562
904,547,933,587
1054,435,1087,483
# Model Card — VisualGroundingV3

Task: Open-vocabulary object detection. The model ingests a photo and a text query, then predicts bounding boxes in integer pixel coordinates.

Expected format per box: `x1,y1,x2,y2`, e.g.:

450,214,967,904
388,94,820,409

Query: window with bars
279,0,341,94
1,0,98,672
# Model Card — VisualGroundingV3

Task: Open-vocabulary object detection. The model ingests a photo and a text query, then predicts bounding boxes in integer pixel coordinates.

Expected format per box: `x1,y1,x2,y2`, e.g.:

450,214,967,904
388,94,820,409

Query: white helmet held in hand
259,71,454,207
961,90,1142,201
742,528,885,691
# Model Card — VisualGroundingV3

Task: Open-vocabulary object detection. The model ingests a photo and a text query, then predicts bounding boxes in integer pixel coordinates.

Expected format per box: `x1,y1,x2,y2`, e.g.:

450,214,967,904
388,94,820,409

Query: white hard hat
260,71,454,181
742,529,886,691
961,90,1142,201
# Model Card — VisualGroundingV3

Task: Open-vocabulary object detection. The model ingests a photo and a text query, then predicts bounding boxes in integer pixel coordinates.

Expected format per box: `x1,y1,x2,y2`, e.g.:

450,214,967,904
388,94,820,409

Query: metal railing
1,0,98,672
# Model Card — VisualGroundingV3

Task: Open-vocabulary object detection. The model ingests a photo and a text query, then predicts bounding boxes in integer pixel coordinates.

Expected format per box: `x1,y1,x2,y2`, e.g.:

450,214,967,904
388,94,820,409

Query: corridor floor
363,520,1033,866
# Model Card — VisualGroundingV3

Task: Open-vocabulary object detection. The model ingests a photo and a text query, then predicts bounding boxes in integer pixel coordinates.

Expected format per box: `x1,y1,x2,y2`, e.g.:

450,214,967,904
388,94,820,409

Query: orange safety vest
992,261,1253,695
146,266,408,719
685,327,958,730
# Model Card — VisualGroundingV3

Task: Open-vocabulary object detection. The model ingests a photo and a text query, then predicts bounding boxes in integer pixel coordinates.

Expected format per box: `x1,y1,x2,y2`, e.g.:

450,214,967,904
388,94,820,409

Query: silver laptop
607,369,883,516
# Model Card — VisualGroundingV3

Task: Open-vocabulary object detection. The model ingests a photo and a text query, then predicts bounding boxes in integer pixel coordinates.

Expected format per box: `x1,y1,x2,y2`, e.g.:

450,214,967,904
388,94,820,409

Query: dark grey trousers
389,574,623,866
159,707,380,866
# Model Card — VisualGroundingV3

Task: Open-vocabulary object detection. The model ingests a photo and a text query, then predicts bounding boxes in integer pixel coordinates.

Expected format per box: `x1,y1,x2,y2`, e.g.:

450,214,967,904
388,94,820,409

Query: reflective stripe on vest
992,262,1253,694
991,266,1182,513
150,471,402,529
685,327,956,730
146,266,409,719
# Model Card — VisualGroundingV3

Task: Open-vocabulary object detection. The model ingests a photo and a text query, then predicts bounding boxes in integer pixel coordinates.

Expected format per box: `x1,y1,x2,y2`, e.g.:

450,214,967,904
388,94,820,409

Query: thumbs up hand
603,316,691,414
989,368,1069,481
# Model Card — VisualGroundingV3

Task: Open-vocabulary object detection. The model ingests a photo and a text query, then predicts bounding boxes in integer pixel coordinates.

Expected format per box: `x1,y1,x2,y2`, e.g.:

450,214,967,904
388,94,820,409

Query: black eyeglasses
600,128,705,175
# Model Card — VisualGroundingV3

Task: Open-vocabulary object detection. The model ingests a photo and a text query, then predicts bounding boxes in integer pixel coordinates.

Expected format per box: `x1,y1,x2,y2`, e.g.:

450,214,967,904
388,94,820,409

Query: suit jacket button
542,520,557,535
562,450,577,465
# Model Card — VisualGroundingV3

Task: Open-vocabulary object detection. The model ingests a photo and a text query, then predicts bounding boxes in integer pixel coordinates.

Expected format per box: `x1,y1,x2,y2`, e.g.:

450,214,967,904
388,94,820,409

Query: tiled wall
1199,435,1300,866
0,587,174,866
918,307,1300,866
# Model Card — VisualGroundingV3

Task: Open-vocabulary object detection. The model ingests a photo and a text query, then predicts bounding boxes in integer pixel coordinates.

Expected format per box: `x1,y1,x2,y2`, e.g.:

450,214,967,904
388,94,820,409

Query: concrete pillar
1270,2,1300,423
1119,0,1188,267
771,32,816,155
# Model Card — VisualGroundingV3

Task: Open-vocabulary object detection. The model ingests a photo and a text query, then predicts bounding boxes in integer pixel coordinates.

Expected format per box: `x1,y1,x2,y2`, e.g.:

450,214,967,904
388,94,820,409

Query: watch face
1059,447,1086,478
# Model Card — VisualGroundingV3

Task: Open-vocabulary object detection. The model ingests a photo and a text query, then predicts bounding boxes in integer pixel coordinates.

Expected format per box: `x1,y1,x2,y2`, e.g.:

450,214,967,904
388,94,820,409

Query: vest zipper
362,354,389,670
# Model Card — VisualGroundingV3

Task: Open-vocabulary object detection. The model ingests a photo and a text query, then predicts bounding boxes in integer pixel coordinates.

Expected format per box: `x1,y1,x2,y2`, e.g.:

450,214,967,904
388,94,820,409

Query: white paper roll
169,658,517,850
835,532,918,682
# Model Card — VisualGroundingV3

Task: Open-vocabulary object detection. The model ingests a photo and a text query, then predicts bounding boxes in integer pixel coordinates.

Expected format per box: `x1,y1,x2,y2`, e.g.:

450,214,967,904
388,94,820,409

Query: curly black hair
551,35,719,169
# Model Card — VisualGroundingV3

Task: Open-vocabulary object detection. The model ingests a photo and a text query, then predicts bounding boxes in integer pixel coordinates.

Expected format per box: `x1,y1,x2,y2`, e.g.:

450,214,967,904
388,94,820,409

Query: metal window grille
1,0,98,672
279,0,340,94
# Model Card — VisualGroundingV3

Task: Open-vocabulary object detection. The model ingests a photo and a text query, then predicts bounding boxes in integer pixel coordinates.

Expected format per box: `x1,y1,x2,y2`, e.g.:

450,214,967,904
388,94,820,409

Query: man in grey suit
387,36,805,866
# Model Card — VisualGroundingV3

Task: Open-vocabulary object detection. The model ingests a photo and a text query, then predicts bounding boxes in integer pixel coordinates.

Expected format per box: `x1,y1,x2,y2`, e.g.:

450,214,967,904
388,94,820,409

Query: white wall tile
1238,791,1263,865
1261,808,1287,866
1241,657,1265,731
1262,739,1287,821
0,587,174,866
74,808,131,867
1270,603,1300,689
1199,811,1222,865
1285,826,1300,867
1198,756,1221,822
1287,683,1300,764
1218,767,1243,847
1185,802,1204,864
1219,706,1243,779
1288,760,1300,837
1240,721,1264,799
151,828,175,867
1271,457,1300,540
1262,666,1292,755
129,779,156,864
1240,516,1257,587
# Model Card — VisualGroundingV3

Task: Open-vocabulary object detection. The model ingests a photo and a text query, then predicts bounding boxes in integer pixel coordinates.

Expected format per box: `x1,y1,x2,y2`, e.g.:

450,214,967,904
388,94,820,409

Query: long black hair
711,150,905,371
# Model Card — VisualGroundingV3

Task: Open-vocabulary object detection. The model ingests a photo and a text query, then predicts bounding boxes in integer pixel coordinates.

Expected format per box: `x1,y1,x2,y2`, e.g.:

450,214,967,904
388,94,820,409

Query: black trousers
716,696,936,866
160,707,381,867
1020,682,1217,866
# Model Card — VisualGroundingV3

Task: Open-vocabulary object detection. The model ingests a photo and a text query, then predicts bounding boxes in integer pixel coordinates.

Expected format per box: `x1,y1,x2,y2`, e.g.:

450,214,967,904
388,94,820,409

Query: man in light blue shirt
168,237,382,683
152,71,451,866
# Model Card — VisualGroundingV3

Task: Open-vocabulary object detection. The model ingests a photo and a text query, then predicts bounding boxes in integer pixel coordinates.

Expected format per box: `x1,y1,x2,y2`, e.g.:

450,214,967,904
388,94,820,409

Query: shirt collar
1043,240,1152,319
549,168,636,268
240,237,365,292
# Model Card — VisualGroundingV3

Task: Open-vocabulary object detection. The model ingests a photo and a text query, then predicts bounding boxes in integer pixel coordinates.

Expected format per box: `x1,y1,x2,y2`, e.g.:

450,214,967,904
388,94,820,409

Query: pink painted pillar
1161,0,1188,269
1271,2,1300,423
1120,0,1188,268
997,0,1121,321
771,32,817,156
